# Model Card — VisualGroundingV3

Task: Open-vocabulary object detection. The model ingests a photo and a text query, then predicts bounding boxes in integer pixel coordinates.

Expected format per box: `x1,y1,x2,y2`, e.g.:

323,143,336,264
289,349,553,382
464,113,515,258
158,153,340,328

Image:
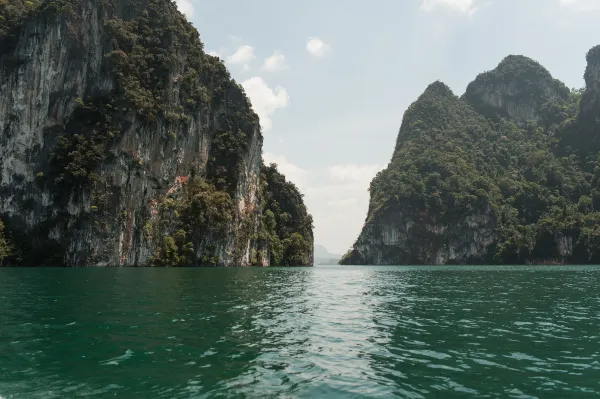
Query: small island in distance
342,47,600,266
313,244,342,265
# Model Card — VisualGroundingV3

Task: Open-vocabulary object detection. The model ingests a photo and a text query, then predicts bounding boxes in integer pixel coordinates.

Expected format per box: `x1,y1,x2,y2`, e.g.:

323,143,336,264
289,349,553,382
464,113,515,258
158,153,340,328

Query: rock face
0,0,313,266
581,46,600,117
463,55,570,122
347,206,496,265
342,49,600,266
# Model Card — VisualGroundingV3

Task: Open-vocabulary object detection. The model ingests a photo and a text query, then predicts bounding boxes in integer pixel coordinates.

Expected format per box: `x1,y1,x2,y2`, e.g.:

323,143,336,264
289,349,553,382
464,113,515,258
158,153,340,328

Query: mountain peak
389,78,490,162
393,79,471,148
586,45,600,65
423,80,455,97
581,45,600,116
497,55,549,74
463,54,569,122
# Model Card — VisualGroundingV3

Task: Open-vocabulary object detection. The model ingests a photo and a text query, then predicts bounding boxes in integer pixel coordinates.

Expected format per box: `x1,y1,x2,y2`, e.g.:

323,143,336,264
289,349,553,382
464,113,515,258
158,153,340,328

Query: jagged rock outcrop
557,46,600,157
581,46,600,116
342,49,600,266
463,55,570,122
0,0,313,266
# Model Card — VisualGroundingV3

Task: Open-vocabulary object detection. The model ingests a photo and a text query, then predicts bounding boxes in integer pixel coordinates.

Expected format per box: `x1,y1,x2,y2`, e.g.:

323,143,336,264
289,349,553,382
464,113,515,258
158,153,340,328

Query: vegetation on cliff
147,177,234,266
463,55,570,121
343,49,600,265
257,164,314,266
147,163,315,267
0,0,73,42
0,0,312,266
44,0,253,188
0,0,38,39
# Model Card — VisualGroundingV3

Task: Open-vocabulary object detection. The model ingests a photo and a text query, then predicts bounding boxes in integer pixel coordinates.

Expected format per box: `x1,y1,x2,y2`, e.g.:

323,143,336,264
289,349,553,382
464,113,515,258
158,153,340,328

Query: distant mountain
314,245,342,265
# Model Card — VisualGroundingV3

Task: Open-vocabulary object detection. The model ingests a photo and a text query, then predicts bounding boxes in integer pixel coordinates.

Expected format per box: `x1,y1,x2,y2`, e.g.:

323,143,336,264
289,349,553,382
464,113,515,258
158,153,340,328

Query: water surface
1,266,599,398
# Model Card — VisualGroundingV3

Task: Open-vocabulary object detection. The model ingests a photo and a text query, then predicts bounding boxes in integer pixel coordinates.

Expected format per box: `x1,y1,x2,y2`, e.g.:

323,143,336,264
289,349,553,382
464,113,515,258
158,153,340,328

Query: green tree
259,163,314,266
282,233,310,266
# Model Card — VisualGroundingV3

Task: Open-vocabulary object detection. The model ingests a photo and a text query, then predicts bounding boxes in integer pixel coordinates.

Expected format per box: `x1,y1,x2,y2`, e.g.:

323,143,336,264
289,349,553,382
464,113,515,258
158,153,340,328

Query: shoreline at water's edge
339,262,594,266
0,264,315,268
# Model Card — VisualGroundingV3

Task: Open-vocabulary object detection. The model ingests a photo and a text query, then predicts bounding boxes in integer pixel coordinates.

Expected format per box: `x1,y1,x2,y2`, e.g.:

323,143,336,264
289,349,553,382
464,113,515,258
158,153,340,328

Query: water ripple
0,266,599,398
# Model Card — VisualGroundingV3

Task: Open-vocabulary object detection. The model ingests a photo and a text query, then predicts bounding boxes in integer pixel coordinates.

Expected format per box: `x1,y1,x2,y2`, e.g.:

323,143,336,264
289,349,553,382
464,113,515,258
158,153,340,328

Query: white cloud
329,164,385,184
306,37,329,57
261,51,288,72
327,198,358,208
558,0,600,10
175,0,195,18
263,153,309,190
421,0,479,15
229,35,244,45
241,77,290,132
205,41,289,131
227,45,256,69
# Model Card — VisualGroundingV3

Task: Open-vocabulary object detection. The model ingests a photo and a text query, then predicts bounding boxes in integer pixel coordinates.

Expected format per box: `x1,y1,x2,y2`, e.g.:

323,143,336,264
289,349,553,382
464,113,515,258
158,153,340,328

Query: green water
0,266,599,398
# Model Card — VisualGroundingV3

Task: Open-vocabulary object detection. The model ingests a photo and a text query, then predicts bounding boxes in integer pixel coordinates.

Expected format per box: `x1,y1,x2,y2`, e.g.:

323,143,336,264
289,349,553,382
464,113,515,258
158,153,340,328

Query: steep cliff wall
346,206,496,265
564,46,600,156
343,49,600,265
0,0,313,266
581,46,600,117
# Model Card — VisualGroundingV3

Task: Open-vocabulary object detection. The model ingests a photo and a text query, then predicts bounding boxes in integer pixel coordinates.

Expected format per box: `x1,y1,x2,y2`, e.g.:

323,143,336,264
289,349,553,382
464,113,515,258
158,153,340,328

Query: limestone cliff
342,49,600,265
0,0,313,266
463,55,570,122
257,164,314,267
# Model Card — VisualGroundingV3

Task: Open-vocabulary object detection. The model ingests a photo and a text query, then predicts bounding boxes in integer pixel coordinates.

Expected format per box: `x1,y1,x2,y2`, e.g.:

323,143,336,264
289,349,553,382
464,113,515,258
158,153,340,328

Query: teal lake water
1,266,599,398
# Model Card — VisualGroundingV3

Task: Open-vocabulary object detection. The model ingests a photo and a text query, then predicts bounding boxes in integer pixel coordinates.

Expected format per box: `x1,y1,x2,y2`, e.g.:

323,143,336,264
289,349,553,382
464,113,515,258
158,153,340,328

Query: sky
175,0,600,255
